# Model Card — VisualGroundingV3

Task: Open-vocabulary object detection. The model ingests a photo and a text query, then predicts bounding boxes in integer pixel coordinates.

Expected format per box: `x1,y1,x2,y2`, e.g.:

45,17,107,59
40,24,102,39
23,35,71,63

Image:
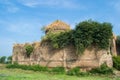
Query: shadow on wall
116,45,120,55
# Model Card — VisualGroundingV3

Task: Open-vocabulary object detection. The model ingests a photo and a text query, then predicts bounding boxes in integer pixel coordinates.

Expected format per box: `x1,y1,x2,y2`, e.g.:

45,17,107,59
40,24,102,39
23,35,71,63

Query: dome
45,20,71,34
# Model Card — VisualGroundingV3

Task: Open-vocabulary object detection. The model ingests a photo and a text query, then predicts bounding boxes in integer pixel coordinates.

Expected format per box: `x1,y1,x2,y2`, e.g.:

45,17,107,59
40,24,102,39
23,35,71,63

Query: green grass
0,64,120,80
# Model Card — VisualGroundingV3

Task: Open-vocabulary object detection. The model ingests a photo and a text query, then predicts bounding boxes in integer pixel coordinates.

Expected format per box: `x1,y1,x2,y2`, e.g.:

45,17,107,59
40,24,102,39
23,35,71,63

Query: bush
89,63,113,75
66,67,80,76
6,63,113,76
50,66,65,74
25,45,34,57
31,65,49,71
6,64,49,72
6,63,19,68
7,64,66,74
113,56,120,70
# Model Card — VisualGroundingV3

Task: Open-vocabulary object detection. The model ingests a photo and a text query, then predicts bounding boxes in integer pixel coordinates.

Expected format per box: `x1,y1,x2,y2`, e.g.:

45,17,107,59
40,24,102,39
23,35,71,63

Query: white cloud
18,0,83,9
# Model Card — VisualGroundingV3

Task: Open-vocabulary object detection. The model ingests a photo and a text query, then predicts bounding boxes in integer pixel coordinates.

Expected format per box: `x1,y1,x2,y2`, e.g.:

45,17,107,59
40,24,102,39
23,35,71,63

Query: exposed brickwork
12,42,113,70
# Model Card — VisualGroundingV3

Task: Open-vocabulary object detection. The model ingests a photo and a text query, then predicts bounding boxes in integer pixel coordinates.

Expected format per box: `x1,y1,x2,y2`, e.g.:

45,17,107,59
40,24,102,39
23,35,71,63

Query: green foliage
45,31,73,49
6,64,49,72
116,36,120,46
74,20,95,53
0,56,12,64
31,65,49,71
50,66,65,74
0,56,6,63
25,45,34,57
6,64,113,76
113,56,120,70
44,20,113,54
89,63,113,74
7,64,64,74
93,22,113,49
66,67,80,76
74,20,112,53
6,56,12,64
6,63,19,68
67,67,90,76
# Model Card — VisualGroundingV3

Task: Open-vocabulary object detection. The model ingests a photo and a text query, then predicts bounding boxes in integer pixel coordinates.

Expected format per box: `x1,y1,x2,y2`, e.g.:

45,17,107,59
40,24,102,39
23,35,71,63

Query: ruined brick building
12,20,117,71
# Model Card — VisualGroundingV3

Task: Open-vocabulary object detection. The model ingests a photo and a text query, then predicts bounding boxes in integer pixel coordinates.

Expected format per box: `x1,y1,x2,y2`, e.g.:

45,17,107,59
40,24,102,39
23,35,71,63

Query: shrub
50,66,65,74
89,63,113,75
25,45,34,57
113,56,120,70
66,67,80,76
31,65,49,71
6,63,19,68
6,64,49,72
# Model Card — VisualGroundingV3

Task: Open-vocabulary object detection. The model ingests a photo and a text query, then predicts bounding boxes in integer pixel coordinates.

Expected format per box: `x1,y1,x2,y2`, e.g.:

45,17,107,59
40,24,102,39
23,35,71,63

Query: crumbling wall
12,41,113,70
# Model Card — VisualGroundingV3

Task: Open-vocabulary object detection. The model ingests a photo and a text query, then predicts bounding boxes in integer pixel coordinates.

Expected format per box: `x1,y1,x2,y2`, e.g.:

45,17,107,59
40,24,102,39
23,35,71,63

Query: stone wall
12,41,113,70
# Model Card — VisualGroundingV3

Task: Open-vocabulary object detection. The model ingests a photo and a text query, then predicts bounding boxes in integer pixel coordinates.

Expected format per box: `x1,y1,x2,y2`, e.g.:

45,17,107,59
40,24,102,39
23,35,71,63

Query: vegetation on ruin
25,45,34,57
113,56,120,70
89,63,113,75
44,20,113,54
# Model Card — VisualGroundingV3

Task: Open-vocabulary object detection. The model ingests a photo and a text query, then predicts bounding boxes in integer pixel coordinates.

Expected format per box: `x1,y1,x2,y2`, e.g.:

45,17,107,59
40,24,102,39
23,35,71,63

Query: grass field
0,64,120,80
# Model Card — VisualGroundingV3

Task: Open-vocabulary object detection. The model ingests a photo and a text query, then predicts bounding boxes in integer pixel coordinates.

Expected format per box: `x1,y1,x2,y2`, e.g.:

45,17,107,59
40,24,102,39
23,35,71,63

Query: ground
0,64,120,80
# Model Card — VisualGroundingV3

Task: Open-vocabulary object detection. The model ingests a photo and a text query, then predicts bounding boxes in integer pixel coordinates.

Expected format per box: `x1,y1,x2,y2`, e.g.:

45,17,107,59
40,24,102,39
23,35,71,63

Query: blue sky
0,0,120,56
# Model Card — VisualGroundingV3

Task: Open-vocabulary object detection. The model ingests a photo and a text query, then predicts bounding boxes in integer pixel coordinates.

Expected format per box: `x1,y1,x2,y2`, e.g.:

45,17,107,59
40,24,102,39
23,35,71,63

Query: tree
0,56,6,63
6,56,12,64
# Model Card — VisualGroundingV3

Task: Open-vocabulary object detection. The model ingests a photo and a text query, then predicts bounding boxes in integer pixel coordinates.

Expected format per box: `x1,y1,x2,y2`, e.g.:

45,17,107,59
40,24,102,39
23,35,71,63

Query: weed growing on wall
25,45,34,57
44,20,113,54
113,56,120,70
